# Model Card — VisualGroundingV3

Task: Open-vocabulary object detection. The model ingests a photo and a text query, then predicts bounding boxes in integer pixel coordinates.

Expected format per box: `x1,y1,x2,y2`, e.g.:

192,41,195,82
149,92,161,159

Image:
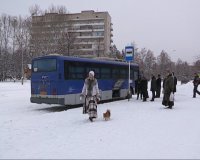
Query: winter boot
89,117,93,122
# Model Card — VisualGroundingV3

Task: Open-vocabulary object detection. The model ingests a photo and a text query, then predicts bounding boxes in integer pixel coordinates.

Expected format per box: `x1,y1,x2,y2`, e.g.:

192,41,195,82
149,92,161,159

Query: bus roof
32,55,139,67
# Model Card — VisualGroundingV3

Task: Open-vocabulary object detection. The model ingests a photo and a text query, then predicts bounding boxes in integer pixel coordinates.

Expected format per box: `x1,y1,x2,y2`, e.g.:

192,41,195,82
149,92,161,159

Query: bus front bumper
30,97,65,105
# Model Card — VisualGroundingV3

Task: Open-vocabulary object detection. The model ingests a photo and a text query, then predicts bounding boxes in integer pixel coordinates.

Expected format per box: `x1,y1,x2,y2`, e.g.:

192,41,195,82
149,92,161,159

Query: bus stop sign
125,46,134,61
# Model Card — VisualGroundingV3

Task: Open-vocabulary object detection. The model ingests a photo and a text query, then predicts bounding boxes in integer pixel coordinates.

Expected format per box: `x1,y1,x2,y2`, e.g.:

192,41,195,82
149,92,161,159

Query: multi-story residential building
30,10,113,57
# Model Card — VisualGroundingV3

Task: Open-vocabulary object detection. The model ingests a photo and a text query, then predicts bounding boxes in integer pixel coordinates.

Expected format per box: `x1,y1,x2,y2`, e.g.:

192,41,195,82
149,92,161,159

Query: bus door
112,68,126,98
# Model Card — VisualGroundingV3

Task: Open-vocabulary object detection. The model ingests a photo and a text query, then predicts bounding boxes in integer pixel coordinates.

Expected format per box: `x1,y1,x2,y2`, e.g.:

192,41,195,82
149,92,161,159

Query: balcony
76,35,104,39
74,41,104,45
69,29,104,33
73,22,104,26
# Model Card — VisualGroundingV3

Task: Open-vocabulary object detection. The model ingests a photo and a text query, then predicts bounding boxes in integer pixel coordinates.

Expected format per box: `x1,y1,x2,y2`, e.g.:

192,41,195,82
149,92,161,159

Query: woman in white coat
80,71,100,122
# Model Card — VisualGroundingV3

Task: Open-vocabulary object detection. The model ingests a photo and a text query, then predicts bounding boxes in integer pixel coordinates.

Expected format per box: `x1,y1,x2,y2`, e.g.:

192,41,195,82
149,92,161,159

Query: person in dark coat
162,70,174,109
150,75,157,101
141,75,148,102
193,73,200,98
172,72,177,93
135,76,142,100
156,74,161,98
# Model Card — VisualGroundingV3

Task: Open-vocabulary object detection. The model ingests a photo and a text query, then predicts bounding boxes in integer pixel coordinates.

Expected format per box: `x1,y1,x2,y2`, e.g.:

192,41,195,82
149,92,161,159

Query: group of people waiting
135,70,177,109
80,70,200,122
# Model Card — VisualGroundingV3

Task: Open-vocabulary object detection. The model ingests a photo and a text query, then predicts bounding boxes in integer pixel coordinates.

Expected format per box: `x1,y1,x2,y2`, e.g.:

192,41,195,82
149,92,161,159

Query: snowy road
0,81,200,159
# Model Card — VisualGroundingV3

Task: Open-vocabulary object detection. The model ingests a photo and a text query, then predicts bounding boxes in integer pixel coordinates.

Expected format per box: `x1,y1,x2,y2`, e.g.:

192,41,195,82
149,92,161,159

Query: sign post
125,46,134,101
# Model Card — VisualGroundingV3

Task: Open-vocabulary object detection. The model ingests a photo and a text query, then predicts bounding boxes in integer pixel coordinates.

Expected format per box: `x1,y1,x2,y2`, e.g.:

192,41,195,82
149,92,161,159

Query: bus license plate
40,91,47,95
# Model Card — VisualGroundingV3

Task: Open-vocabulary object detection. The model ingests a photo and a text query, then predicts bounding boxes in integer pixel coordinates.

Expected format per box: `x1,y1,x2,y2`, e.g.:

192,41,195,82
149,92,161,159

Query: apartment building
30,10,113,57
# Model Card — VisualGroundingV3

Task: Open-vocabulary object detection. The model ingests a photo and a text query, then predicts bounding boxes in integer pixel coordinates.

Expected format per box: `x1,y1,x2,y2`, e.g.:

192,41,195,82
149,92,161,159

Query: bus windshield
32,59,57,72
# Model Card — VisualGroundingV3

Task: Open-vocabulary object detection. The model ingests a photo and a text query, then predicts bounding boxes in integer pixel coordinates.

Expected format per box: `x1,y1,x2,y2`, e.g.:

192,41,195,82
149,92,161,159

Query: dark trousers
142,90,148,101
137,90,142,100
193,85,200,97
156,87,161,98
151,91,156,101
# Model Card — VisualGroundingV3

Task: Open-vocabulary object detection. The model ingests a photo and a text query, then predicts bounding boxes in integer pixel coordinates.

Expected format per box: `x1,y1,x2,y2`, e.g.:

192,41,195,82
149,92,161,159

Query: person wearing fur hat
80,71,100,122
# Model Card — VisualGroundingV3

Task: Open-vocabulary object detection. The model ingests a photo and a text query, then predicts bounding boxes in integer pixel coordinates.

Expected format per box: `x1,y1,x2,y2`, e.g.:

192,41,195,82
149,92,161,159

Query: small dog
103,109,111,121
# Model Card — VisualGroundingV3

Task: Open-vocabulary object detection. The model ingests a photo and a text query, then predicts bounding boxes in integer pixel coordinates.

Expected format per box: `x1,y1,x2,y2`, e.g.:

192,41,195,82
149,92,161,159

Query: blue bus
30,55,139,106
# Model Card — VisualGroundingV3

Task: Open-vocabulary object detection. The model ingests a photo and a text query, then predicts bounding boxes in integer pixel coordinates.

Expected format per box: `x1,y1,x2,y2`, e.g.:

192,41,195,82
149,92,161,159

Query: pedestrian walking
80,71,100,122
193,73,200,98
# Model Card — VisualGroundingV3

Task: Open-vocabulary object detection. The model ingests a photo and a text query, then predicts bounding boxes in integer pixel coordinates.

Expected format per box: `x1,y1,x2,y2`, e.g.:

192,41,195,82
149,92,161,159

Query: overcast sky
0,0,200,63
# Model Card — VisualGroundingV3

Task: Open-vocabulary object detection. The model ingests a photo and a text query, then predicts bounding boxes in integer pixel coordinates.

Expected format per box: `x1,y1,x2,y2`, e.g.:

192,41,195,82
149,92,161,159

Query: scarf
87,79,95,96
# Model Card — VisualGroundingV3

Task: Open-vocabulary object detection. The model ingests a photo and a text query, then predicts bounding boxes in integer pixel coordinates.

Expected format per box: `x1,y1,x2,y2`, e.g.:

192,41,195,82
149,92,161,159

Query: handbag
169,92,174,101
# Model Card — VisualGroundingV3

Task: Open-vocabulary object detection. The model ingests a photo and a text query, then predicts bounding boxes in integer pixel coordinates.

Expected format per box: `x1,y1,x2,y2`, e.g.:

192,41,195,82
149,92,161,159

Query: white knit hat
89,71,95,77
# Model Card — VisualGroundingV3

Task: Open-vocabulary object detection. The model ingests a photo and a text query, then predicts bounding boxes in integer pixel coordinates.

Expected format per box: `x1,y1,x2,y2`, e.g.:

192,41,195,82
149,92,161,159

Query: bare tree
193,59,200,73
197,55,200,61
110,44,122,59
0,18,3,80
134,48,147,76
144,50,156,79
45,4,68,14
175,59,191,81
13,16,32,82
57,28,76,56
157,50,172,77
0,14,13,80
29,4,42,16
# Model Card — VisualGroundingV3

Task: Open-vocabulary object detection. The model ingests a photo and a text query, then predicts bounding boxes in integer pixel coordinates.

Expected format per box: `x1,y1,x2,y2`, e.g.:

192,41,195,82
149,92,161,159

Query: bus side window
68,64,85,79
64,61,69,80
112,68,120,79
76,66,85,79
86,63,100,79
120,68,127,79
101,67,111,79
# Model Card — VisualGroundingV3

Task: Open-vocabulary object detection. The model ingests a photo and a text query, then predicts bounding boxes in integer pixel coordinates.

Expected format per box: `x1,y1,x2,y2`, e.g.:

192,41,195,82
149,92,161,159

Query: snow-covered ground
0,80,200,159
